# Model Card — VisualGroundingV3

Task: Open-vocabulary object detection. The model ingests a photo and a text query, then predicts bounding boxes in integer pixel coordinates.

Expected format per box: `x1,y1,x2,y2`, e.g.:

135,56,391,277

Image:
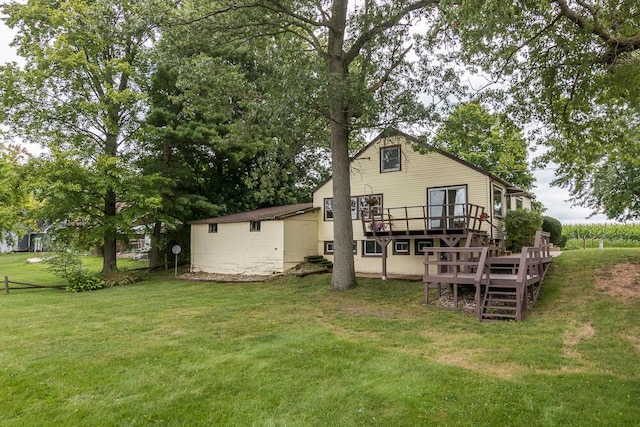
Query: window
363,240,383,256
324,241,335,254
324,198,334,220
250,220,261,232
393,240,410,255
380,146,401,172
415,239,434,255
493,186,504,218
208,223,218,233
516,197,524,209
358,194,383,218
324,241,357,254
324,194,382,221
428,186,467,229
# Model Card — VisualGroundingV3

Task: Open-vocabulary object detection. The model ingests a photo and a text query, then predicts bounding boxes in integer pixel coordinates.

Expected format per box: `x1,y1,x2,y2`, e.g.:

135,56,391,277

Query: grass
0,250,639,426
0,253,148,287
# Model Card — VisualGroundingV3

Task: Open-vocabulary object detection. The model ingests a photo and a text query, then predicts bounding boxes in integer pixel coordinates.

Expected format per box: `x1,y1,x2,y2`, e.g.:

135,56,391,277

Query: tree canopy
0,143,31,238
432,102,535,191
444,0,640,220
0,0,169,272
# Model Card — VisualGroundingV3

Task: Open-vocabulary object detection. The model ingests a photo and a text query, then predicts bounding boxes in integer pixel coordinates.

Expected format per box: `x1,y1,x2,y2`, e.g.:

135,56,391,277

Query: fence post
4,276,8,294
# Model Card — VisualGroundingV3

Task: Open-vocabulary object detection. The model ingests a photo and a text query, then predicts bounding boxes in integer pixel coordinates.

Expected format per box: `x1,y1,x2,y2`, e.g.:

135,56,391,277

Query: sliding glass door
428,186,467,229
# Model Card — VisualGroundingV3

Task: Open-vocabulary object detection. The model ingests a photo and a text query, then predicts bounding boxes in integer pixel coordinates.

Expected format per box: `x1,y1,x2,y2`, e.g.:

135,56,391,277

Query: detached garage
189,203,319,275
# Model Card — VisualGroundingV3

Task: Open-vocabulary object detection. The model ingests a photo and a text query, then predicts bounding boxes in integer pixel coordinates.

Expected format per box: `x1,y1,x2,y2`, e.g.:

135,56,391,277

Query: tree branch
344,0,439,65
368,44,412,93
553,0,640,64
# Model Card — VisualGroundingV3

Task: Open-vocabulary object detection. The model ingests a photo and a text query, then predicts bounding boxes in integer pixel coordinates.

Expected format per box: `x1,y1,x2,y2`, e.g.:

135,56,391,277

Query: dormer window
380,146,401,172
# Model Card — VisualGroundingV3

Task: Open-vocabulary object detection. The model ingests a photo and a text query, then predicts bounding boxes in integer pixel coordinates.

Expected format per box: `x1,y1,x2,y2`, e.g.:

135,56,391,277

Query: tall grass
0,250,638,426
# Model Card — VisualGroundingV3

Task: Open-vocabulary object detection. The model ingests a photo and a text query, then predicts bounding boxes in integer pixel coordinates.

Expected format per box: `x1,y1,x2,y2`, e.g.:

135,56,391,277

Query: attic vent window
380,145,401,172
208,223,218,233
250,221,261,232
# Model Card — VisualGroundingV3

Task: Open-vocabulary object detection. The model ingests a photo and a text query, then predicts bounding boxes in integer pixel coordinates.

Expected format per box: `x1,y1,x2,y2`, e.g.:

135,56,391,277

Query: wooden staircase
423,231,553,321
481,284,519,321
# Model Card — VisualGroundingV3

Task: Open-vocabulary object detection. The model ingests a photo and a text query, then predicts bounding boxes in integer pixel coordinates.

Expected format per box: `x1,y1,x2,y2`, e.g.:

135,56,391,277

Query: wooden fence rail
4,276,66,294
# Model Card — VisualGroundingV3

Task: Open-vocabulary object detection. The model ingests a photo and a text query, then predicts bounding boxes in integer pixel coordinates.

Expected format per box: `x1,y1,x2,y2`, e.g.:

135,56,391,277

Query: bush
504,209,543,252
48,243,138,292
542,216,567,247
66,273,106,293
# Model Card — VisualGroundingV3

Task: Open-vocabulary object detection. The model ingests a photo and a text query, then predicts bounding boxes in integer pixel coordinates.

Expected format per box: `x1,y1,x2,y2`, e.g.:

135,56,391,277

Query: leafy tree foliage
433,102,535,190
185,0,445,289
140,11,332,267
0,143,31,238
443,0,640,220
0,0,169,272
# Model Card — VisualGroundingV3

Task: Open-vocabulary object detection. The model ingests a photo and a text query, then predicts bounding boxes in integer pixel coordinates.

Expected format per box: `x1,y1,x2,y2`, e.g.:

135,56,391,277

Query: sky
0,18,609,224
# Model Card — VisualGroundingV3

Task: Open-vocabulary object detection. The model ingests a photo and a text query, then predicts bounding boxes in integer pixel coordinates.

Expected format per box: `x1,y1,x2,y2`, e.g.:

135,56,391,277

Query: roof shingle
188,203,316,225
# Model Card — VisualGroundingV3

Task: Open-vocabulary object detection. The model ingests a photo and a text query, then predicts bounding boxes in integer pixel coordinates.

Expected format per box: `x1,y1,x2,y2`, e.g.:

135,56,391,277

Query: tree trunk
102,131,119,274
102,187,118,274
328,0,356,290
147,220,163,271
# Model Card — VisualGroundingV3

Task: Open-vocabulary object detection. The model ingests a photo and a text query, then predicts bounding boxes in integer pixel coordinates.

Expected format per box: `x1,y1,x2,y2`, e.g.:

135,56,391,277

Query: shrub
505,209,543,252
66,273,106,293
542,216,567,247
48,242,138,292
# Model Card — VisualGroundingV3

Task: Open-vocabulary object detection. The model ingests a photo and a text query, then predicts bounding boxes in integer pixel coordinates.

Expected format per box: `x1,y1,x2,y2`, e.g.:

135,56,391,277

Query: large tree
432,102,535,190
0,0,170,272
141,11,332,269
443,0,640,219
185,0,443,290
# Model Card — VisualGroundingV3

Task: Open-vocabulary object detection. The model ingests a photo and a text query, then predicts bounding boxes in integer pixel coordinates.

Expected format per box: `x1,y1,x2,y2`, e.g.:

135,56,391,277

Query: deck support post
382,243,387,280
377,237,393,281
475,282,482,320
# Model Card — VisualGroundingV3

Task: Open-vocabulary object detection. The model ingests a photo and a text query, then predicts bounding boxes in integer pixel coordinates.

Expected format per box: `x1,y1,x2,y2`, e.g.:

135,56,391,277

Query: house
190,129,534,278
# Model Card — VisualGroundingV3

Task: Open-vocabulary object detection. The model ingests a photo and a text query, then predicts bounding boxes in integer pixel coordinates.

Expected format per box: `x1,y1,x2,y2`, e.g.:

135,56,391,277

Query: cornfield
563,223,640,242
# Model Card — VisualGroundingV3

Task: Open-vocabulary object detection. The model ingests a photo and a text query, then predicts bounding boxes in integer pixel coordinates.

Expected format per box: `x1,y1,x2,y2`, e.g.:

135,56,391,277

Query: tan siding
313,135,497,275
283,212,319,270
190,221,285,274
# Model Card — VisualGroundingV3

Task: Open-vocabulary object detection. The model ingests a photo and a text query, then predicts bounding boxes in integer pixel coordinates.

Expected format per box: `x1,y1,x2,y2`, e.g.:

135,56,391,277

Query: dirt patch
179,272,272,282
179,262,328,283
563,323,595,358
625,333,640,353
428,286,477,311
337,305,393,318
593,262,640,302
435,351,518,379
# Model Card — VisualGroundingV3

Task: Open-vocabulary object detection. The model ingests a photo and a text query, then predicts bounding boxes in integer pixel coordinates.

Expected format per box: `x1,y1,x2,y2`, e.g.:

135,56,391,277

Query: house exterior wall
191,220,285,274
312,134,529,276
283,212,319,271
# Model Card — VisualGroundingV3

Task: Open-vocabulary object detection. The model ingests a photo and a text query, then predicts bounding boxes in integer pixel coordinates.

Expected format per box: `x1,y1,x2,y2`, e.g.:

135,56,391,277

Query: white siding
283,212,319,271
191,220,285,275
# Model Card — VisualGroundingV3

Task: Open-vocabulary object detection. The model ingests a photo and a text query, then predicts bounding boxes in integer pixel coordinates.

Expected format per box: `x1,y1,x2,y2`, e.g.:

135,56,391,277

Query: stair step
485,300,517,306
487,291,517,296
482,313,517,319
485,305,516,314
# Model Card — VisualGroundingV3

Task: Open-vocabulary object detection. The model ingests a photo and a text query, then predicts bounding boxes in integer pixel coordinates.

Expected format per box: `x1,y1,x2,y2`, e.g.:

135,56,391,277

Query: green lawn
0,250,638,426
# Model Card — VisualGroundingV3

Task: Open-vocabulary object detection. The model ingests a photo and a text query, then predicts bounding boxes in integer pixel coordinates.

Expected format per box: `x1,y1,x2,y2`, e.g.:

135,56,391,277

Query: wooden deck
423,231,553,321
361,203,488,237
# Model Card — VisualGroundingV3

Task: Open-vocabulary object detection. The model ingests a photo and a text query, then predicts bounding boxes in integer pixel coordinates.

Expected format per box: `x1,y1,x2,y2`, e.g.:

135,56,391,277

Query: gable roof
188,203,317,225
314,128,531,197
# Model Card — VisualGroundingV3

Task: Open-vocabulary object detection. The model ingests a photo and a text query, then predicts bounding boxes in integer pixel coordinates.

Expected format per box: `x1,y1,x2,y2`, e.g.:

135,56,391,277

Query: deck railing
361,203,487,236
